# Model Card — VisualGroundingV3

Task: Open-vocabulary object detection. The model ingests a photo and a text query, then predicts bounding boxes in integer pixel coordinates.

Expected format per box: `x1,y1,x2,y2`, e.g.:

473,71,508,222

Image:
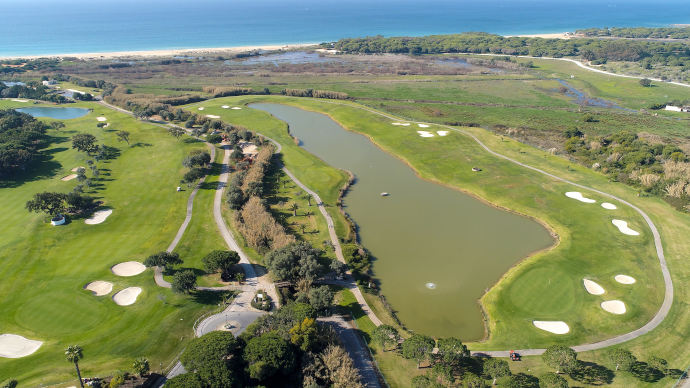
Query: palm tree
65,345,84,388
290,202,299,216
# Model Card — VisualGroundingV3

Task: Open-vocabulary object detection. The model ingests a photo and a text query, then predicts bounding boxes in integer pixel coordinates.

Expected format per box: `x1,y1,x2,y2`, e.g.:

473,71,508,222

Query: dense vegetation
0,109,50,177
329,32,690,66
0,81,66,103
576,26,690,39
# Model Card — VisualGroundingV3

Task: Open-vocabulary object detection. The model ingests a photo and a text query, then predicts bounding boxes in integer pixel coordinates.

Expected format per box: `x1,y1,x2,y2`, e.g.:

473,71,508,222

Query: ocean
1,0,688,56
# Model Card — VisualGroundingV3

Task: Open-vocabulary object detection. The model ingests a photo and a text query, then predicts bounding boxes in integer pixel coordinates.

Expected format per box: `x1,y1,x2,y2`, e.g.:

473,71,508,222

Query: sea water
1,0,688,56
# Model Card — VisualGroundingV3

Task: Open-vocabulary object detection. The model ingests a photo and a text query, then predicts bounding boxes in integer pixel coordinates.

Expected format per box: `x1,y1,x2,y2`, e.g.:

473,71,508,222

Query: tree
401,334,435,368
168,127,185,140
244,331,295,381
26,191,67,217
71,133,99,154
484,358,511,385
330,259,348,278
65,345,85,388
143,251,182,271
308,285,333,312
179,331,243,387
289,317,318,351
639,78,652,87
172,270,197,293
184,119,195,129
202,250,240,278
372,325,400,352
183,167,206,184
463,372,487,388
226,187,245,209
432,363,454,386
132,358,150,377
542,345,578,374
539,372,568,388
183,150,211,168
116,130,130,145
264,242,323,284
606,348,636,371
500,373,539,388
164,373,203,387
290,202,299,216
648,355,667,374
235,272,245,284
320,345,364,388
436,337,470,367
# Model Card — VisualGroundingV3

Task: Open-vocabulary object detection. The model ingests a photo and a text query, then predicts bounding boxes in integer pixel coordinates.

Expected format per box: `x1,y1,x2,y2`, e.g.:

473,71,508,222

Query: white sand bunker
391,122,411,126
206,114,221,119
198,107,205,111
565,191,596,203
113,287,142,306
437,131,449,136
231,107,242,110
85,209,112,225
85,281,113,296
615,275,636,284
417,131,435,138
417,124,430,128
612,219,640,236
601,202,617,210
583,279,605,295
96,116,107,122
533,321,570,334
601,300,626,314
71,166,85,172
111,261,146,277
0,334,43,358
61,174,77,181
11,99,29,102
221,105,230,109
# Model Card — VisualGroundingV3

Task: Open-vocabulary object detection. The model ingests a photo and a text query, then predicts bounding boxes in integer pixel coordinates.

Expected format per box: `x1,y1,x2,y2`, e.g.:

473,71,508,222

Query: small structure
42,79,57,86
176,186,182,192
665,105,682,112
380,192,390,197
50,214,65,226
472,167,482,172
509,350,521,361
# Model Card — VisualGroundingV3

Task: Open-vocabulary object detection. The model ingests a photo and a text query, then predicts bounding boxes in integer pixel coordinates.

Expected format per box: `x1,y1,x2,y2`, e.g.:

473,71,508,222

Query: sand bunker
205,114,221,119
112,287,142,306
417,124,430,128
437,131,449,136
231,107,242,110
221,105,230,109
565,191,596,203
96,116,107,122
0,334,43,358
612,219,640,236
61,174,77,181
533,321,570,334
391,122,411,126
85,281,113,296
601,300,626,314
11,99,29,103
615,275,636,284
197,107,205,111
85,209,112,225
71,166,85,172
417,131,434,138
601,202,617,210
111,261,146,277
583,279,605,295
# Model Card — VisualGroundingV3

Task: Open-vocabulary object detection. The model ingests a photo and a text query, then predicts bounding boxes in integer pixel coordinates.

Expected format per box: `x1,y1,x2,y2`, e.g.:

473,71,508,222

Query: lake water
1,0,688,56
16,107,90,119
251,103,554,339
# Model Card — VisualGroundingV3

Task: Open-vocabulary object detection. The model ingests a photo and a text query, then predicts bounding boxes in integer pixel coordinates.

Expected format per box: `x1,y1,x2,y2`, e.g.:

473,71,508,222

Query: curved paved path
311,99,673,356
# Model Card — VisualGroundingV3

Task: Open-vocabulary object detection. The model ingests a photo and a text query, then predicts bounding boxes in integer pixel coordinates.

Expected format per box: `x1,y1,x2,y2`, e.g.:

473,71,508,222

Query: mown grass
0,100,220,385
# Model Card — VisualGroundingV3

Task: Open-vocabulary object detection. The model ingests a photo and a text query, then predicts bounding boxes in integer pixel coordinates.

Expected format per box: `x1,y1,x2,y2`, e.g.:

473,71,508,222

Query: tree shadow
630,362,664,383
569,361,614,385
130,142,152,147
183,137,203,144
192,290,232,305
0,157,62,188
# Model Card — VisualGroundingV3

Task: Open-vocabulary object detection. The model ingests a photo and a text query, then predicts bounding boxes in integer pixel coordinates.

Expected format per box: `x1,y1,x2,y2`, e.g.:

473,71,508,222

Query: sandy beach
506,33,573,39
0,43,318,60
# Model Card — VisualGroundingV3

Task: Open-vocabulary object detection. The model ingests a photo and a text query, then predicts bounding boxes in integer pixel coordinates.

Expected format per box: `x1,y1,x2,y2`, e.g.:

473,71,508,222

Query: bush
206,134,223,143
172,270,197,293
251,289,272,311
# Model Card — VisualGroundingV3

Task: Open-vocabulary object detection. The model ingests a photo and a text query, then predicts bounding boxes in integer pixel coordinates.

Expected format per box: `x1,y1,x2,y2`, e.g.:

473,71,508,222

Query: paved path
320,315,382,388
313,99,673,356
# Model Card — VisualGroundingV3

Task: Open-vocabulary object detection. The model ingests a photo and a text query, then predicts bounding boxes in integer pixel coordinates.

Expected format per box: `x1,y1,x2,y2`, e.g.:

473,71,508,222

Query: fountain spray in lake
425,282,437,290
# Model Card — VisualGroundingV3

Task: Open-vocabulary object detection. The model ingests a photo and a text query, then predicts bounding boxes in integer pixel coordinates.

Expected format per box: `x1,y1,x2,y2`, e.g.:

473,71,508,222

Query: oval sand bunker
0,334,43,358
583,279,605,295
615,275,636,284
565,191,596,203
601,300,626,314
111,261,146,277
85,281,113,296
601,202,617,210
533,321,570,334
85,209,112,225
612,219,640,236
113,287,142,306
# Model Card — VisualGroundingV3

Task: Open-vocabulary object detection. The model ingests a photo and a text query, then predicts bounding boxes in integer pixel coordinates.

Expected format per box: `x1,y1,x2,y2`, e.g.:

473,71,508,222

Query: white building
665,105,682,112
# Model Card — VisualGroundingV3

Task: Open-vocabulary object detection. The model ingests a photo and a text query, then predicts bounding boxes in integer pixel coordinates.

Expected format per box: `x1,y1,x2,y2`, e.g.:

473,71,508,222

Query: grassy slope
0,101,221,385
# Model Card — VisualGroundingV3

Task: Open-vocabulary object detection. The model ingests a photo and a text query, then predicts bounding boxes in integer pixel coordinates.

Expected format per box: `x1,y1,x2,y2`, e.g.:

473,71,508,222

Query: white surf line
315,99,673,355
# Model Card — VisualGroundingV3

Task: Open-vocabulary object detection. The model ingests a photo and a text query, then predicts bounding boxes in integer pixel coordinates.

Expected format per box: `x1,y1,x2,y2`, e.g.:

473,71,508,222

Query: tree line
0,109,51,177
576,27,690,39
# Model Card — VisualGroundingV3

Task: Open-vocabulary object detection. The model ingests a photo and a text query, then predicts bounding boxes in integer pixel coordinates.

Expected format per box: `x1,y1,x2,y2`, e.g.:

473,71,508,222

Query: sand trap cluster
0,334,43,358
197,107,205,111
437,131,449,136
533,321,570,334
96,116,107,122
615,275,636,284
612,219,640,236
231,107,242,110
565,191,596,203
111,261,146,277
583,279,605,295
85,281,113,296
205,114,221,119
601,300,626,314
601,202,617,210
221,105,230,109
61,174,77,181
112,287,142,306
11,99,29,102
85,209,112,225
417,131,434,138
391,122,410,126
417,124,430,128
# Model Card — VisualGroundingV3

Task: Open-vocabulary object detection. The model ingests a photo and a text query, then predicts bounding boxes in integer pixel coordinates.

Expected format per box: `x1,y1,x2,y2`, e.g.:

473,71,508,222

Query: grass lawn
0,100,221,385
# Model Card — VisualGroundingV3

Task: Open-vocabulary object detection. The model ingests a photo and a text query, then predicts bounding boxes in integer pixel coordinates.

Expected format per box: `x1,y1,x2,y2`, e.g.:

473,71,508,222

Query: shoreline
0,43,318,61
